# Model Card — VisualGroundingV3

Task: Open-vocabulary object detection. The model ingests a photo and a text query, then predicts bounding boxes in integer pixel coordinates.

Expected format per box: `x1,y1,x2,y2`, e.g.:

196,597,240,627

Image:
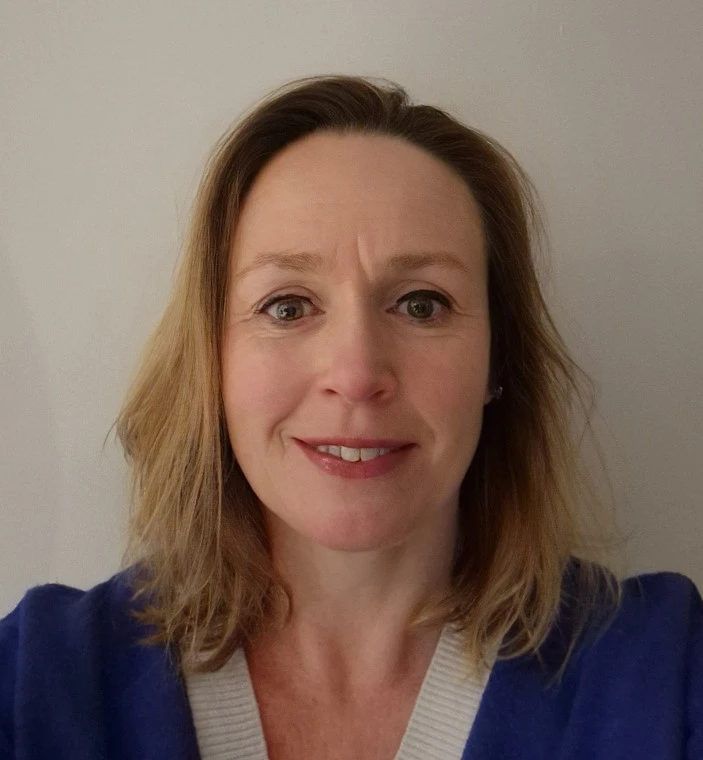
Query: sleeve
686,576,703,758
0,603,20,759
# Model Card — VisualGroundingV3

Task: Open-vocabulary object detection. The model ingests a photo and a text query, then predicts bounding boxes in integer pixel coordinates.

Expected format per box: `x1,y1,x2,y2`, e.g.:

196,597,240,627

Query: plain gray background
1,0,701,615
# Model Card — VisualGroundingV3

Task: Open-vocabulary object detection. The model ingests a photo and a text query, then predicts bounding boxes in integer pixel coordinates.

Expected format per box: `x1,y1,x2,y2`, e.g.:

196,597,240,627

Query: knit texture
1,568,701,758
186,626,492,760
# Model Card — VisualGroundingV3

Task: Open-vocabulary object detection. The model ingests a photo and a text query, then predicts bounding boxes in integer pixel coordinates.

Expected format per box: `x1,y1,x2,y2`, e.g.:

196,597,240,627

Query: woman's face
222,132,491,553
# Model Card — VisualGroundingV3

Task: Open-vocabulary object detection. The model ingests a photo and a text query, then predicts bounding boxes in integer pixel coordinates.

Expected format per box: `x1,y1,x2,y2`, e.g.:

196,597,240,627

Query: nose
315,302,399,405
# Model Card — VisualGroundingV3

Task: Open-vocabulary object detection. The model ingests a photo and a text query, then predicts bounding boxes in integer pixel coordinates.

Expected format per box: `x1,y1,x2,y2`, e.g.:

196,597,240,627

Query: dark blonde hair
115,74,622,677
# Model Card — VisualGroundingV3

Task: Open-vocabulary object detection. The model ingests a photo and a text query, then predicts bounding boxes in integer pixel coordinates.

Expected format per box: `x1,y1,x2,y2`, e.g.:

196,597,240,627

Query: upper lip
296,437,414,449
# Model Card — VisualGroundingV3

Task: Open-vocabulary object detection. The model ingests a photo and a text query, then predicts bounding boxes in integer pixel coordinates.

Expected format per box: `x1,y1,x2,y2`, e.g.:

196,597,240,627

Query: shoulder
605,569,702,671
598,570,701,657
469,570,703,757
538,567,702,728
0,572,200,758
621,569,702,611
0,567,143,659
556,569,703,672
612,570,702,638
567,570,703,753
0,568,142,679
554,562,701,650
0,568,162,754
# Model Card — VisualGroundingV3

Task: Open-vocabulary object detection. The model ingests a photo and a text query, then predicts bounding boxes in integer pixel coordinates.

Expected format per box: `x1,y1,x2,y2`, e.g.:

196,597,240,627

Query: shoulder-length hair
115,74,622,677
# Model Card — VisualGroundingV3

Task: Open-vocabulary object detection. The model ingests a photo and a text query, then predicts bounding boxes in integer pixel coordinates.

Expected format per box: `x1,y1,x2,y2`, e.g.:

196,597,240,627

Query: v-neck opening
186,625,492,759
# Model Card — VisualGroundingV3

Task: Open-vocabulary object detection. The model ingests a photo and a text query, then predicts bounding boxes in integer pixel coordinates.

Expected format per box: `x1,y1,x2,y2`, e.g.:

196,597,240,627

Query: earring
493,384,504,401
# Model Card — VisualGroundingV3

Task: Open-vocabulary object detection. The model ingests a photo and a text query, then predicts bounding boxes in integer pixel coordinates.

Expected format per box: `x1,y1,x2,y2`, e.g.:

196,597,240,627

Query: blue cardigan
1,568,701,759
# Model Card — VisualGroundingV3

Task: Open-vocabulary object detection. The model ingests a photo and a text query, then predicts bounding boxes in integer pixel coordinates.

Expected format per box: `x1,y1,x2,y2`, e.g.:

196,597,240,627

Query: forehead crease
387,251,474,276
233,250,327,281
232,248,476,282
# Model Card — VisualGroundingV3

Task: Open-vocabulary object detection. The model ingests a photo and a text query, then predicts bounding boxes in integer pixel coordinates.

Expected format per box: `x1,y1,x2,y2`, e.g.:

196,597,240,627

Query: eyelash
256,289,452,327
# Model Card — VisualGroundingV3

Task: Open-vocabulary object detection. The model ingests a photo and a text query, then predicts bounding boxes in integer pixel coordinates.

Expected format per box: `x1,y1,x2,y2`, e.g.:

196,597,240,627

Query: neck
251,507,457,692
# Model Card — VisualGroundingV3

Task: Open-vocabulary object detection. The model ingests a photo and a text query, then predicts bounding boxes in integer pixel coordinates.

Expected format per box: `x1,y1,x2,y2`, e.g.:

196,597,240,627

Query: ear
484,380,494,405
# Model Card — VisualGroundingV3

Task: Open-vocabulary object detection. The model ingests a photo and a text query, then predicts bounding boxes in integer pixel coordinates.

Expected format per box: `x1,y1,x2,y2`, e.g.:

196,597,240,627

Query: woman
1,75,701,759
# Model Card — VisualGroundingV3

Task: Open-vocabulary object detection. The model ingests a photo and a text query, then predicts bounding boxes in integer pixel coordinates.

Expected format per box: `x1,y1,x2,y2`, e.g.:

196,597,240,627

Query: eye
258,294,314,322
256,289,452,326
396,290,451,323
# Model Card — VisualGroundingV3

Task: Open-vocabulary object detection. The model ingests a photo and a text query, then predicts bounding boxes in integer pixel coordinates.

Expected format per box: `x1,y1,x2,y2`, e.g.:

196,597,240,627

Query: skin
221,132,491,705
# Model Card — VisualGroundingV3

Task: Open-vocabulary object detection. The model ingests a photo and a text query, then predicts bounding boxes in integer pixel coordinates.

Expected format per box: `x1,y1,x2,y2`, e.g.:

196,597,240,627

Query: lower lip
294,440,414,480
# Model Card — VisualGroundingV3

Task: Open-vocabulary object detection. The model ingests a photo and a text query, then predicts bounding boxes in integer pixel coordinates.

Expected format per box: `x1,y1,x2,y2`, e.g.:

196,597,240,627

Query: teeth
315,445,394,461
342,446,362,462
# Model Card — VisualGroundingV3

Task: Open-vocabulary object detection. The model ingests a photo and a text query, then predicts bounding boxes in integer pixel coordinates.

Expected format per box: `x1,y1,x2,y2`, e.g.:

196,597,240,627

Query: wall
1,0,701,614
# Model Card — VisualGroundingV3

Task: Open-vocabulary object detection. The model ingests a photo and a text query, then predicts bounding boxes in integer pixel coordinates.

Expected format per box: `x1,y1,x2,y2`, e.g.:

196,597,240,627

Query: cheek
221,338,307,441
411,339,489,405
408,340,490,450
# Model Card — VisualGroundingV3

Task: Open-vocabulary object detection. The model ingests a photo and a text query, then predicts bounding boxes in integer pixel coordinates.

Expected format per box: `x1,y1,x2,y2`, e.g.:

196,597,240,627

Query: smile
313,445,394,462
294,439,414,480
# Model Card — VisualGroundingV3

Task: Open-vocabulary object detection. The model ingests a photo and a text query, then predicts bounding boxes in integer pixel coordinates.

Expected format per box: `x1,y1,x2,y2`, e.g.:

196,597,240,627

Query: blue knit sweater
0,568,701,759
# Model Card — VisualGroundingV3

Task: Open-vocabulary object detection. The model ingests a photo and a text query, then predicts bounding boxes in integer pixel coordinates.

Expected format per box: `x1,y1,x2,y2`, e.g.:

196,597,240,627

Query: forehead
231,132,485,267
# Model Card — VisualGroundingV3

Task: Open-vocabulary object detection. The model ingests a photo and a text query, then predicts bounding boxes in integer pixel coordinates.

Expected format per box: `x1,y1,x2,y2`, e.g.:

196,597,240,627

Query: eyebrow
233,249,474,280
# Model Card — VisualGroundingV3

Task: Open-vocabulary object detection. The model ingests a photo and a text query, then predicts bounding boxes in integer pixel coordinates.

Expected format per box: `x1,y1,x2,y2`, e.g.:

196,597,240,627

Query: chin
310,531,403,554
270,507,411,554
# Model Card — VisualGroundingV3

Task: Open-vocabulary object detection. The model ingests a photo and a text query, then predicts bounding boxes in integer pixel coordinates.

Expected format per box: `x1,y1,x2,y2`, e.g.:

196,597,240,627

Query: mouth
296,437,414,450
293,438,415,479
